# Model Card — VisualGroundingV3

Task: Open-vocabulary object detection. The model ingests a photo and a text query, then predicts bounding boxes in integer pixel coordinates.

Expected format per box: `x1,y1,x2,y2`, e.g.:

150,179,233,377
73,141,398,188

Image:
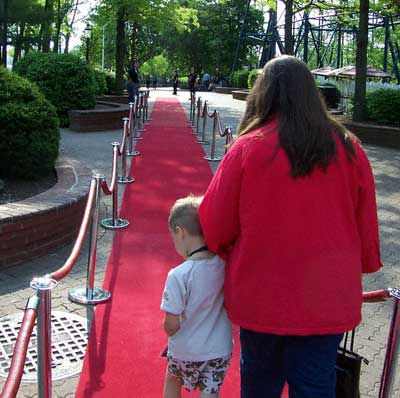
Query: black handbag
336,330,368,398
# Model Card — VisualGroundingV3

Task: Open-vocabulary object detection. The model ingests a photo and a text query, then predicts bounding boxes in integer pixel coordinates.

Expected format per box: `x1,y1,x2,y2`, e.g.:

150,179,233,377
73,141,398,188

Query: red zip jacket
199,120,382,335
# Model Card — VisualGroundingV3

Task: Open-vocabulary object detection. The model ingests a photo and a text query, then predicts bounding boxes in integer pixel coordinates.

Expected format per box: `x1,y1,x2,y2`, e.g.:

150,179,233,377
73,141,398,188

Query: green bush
366,89,400,126
14,52,96,126
104,71,116,94
248,69,262,89
230,70,250,89
0,67,59,179
92,69,107,95
179,76,188,89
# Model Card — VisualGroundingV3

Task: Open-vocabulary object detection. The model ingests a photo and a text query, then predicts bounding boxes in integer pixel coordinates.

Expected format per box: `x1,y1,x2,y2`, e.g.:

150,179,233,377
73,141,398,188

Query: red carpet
75,97,242,398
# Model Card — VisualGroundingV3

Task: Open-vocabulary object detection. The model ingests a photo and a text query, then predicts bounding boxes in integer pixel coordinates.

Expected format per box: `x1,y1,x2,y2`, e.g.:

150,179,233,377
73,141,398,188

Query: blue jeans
240,328,343,398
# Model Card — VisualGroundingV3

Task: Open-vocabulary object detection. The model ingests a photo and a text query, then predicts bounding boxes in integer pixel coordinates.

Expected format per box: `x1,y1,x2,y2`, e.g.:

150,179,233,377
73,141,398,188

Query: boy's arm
163,312,180,336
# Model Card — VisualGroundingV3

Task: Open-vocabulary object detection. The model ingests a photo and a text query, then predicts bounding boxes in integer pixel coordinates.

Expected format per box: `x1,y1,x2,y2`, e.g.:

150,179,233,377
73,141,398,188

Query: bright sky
69,0,97,50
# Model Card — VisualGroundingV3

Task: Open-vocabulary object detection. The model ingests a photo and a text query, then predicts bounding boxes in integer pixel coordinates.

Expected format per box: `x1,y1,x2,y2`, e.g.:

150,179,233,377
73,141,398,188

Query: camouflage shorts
167,355,231,394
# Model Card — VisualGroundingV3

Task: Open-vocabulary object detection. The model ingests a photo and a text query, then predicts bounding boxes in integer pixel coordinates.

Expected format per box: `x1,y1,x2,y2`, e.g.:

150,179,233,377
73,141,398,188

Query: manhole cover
0,311,89,382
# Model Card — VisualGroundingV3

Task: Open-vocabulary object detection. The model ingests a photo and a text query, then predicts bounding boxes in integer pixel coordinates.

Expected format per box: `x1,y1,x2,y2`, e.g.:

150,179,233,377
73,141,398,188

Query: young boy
161,195,232,398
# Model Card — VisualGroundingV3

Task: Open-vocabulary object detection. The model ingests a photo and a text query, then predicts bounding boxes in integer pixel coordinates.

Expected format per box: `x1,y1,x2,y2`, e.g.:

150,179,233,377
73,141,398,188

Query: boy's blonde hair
168,195,203,236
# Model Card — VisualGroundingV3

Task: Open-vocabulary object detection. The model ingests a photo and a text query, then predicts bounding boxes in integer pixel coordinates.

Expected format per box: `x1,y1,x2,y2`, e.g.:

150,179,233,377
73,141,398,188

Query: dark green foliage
13,52,96,126
104,71,116,94
248,69,261,89
0,67,60,179
92,69,107,95
179,76,188,89
230,70,250,89
366,89,400,126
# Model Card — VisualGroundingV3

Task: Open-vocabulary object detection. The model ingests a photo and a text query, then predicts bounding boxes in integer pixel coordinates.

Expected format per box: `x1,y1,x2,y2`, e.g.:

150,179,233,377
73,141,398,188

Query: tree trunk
40,0,54,52
115,7,126,95
353,0,369,122
53,0,62,52
13,23,26,66
64,32,70,53
284,0,294,55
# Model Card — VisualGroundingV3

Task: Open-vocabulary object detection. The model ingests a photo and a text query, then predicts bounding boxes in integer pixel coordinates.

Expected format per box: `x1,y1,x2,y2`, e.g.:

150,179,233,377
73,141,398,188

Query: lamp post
102,21,111,70
84,22,92,63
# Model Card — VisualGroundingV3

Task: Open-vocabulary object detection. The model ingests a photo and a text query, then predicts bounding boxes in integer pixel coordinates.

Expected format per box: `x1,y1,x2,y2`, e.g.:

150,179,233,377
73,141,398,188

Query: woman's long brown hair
238,56,355,178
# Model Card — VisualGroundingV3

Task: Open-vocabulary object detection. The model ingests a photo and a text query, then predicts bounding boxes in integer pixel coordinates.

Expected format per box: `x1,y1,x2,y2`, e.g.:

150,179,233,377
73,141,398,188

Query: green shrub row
248,69,262,89
230,70,250,89
14,52,96,126
367,89,400,126
0,67,59,179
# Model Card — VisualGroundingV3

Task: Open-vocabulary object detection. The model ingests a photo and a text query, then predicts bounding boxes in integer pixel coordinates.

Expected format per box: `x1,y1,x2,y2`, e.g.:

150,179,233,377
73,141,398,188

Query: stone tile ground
0,88,399,397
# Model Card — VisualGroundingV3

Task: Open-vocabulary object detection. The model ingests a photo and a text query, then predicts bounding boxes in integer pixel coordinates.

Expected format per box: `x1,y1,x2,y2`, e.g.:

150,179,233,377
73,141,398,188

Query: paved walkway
0,88,399,397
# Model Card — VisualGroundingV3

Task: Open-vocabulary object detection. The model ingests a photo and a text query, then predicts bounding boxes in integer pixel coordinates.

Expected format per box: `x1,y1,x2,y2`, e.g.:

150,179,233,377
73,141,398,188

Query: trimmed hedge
367,89,400,126
0,67,60,179
230,70,250,89
14,52,96,126
104,71,116,94
248,69,262,89
92,69,107,95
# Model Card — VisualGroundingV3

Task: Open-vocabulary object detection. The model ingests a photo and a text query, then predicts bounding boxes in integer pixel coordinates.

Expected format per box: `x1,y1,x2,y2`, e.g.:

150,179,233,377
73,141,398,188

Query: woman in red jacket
199,56,382,398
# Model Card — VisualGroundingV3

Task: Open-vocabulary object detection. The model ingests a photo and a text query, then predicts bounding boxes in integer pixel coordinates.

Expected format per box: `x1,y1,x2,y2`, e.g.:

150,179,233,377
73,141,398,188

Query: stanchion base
204,156,222,161
126,150,140,156
118,176,135,184
101,218,129,230
68,286,111,304
197,140,210,145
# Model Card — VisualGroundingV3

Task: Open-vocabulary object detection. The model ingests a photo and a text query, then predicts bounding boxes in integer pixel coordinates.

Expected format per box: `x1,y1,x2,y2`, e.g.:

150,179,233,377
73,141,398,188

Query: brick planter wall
336,116,400,149
0,158,91,268
96,95,129,104
68,101,129,132
232,90,249,101
215,87,239,94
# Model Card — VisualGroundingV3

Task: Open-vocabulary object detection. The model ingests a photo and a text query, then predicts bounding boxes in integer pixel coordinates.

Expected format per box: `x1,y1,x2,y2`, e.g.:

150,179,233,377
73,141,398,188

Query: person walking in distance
152,75,158,90
126,59,140,103
172,70,179,95
199,55,382,398
188,67,197,100
161,195,232,398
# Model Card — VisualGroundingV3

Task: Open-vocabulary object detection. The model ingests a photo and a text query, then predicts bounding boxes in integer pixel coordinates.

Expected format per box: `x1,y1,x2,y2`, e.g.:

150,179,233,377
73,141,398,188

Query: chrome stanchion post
224,126,233,154
69,175,112,304
135,95,145,134
131,100,143,141
101,145,129,230
191,93,196,125
119,119,135,183
188,93,194,127
145,90,150,121
379,287,400,398
197,101,209,145
126,113,140,155
193,97,201,135
204,112,222,161
30,276,58,398
141,93,146,125
127,104,135,154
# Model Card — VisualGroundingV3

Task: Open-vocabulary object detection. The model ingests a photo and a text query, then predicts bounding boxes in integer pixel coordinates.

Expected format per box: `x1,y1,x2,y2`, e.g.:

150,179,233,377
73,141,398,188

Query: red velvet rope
1,306,38,398
101,146,119,196
51,179,96,281
362,289,390,302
